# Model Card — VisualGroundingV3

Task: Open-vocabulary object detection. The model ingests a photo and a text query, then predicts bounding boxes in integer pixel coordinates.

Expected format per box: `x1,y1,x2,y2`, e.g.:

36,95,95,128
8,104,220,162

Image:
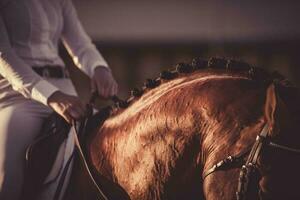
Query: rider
0,0,118,199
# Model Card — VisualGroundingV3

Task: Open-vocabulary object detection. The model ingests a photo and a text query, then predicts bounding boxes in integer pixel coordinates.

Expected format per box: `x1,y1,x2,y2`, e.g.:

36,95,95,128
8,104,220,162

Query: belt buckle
42,68,50,78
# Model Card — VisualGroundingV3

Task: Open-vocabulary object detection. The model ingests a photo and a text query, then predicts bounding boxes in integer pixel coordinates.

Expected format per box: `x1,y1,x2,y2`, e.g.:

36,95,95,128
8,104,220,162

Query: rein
71,121,108,200
203,124,300,200
70,93,124,200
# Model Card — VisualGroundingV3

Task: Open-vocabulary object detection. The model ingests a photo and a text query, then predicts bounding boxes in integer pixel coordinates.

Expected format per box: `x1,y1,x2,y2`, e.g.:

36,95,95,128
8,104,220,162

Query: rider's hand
91,66,118,99
47,91,87,123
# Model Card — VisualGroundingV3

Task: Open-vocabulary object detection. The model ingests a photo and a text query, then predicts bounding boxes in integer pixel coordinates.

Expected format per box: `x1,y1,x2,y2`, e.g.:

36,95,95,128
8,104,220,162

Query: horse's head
259,83,300,199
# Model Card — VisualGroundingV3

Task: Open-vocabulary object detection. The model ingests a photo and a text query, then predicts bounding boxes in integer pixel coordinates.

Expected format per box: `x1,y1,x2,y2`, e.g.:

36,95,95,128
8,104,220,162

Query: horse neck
88,72,268,179
199,78,269,172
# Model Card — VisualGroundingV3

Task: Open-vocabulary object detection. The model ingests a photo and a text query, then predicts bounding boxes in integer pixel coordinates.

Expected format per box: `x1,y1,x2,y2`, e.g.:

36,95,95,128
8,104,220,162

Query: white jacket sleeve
0,15,59,106
61,0,109,78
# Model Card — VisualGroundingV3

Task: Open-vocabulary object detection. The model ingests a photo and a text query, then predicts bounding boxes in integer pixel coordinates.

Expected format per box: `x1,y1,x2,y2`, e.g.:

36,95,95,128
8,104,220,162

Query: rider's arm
0,15,59,106
61,0,110,78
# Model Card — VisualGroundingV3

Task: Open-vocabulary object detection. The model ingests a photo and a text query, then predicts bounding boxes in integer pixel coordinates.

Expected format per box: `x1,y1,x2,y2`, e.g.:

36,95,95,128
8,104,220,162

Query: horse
66,57,300,200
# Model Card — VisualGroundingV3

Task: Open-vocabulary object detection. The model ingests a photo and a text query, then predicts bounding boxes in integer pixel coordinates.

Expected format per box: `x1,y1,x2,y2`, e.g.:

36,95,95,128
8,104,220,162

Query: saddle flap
22,113,70,198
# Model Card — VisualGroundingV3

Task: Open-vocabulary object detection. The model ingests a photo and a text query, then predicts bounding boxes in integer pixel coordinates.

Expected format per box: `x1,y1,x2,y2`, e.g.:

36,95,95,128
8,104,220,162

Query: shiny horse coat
68,58,300,200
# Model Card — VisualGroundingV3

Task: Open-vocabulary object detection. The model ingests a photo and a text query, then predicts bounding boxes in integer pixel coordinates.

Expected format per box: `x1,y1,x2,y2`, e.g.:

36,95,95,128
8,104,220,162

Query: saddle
21,109,105,199
21,113,71,199
21,108,128,200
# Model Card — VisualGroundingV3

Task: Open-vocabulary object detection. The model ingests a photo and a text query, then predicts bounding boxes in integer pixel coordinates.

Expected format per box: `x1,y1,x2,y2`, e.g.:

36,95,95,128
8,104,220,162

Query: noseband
202,124,300,200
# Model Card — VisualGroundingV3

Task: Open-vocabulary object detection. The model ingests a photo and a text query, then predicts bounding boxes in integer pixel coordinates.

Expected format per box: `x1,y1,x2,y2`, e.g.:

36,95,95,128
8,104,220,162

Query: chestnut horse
66,58,300,200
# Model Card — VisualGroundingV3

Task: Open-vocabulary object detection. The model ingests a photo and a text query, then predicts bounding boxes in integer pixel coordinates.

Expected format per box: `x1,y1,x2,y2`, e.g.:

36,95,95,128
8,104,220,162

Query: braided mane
97,57,290,122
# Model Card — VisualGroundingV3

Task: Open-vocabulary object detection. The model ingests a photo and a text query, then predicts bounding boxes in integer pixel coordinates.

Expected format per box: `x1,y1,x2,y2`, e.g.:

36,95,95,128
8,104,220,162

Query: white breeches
0,77,77,200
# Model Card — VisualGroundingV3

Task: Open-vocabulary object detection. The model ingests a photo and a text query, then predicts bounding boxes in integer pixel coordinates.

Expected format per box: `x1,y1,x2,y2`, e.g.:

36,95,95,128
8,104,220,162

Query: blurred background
63,0,300,101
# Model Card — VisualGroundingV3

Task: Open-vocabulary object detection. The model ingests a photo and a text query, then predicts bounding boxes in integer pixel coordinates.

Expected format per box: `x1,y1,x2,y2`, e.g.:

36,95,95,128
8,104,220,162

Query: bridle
202,123,300,200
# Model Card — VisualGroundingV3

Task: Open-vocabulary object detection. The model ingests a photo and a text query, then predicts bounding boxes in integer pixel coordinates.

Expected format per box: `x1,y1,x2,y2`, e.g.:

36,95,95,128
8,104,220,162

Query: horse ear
264,84,278,130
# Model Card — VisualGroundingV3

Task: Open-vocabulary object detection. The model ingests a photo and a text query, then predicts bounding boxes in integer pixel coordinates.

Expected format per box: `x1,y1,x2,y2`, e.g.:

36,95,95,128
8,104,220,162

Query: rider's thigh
0,100,51,200
0,77,77,200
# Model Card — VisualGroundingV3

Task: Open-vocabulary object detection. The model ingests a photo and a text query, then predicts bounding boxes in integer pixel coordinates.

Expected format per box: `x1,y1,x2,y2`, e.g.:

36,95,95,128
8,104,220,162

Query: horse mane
96,57,292,124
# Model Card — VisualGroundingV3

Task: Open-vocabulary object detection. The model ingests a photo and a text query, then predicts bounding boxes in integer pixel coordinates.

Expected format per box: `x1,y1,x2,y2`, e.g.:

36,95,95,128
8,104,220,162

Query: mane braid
95,57,290,122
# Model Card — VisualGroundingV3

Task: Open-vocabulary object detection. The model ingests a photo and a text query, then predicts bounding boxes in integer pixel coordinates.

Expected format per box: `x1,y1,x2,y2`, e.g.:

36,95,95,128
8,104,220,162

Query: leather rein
202,124,300,200
70,93,125,200
71,122,108,200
